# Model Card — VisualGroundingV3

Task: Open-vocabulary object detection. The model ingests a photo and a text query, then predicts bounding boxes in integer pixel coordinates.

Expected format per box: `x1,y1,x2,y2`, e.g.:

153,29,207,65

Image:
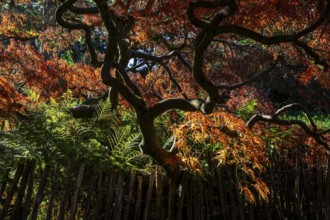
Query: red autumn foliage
0,0,329,187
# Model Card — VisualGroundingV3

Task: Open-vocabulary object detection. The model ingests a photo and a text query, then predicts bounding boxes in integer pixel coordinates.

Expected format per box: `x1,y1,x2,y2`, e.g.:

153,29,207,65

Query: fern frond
93,99,113,121
129,134,143,152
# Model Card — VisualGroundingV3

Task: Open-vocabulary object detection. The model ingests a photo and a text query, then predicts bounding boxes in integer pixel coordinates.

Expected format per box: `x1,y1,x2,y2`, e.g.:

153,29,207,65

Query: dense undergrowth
1,91,328,205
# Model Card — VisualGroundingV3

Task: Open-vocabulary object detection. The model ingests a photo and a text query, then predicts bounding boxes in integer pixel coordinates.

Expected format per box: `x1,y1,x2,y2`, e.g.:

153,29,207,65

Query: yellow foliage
135,30,148,44
254,179,270,203
173,110,270,202
240,186,256,204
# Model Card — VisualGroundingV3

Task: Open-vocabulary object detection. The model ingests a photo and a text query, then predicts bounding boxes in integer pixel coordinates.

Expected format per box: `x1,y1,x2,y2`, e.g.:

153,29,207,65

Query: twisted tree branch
247,103,330,154
55,0,101,67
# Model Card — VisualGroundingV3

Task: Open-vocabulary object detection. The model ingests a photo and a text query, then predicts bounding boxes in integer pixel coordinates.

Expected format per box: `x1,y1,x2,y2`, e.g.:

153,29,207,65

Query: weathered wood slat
0,168,10,203
206,158,215,218
114,171,125,220
105,169,117,220
225,168,236,220
232,167,244,220
30,164,50,220
46,163,60,220
143,171,155,220
187,182,193,220
0,152,329,219
176,185,185,220
216,167,228,220
69,162,86,220
274,154,286,218
83,166,96,220
193,178,200,220
22,159,36,220
302,164,312,220
168,178,176,220
10,160,34,220
134,175,143,220
124,170,136,220
316,158,323,220
294,153,303,219
57,159,74,220
325,158,330,219
198,178,204,220
0,163,24,220
95,171,105,219
155,168,163,220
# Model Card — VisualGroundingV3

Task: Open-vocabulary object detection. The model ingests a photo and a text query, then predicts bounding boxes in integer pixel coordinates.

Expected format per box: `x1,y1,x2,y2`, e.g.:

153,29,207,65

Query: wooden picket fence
0,153,329,220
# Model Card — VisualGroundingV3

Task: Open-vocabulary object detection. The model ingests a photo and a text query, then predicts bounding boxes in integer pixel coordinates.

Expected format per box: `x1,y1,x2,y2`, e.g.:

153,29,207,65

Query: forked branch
247,103,330,154
217,57,281,90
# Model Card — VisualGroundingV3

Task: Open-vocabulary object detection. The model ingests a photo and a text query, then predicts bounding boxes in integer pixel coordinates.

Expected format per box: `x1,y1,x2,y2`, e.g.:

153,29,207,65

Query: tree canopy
0,0,329,181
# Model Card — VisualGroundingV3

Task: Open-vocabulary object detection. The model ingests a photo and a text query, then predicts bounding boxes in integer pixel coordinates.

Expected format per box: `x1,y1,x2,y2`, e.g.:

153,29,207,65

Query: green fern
107,128,152,172
93,98,114,121
0,90,154,171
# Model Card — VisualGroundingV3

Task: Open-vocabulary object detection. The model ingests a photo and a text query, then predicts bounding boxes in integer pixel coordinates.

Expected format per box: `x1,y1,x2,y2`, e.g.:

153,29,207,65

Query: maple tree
0,0,329,182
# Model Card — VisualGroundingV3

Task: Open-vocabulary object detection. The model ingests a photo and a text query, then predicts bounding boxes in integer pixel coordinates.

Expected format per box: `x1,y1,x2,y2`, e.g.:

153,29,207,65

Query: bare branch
272,103,318,132
216,58,280,90
247,104,330,154
158,60,189,99
150,82,163,101
294,41,328,70
172,51,192,73
112,62,143,97
213,1,330,68
214,0,329,41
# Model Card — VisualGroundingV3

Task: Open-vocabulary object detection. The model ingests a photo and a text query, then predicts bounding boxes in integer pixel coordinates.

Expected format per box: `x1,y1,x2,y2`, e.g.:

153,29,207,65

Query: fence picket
105,169,117,219
46,163,60,220
216,167,228,220
187,181,193,220
176,184,185,220
155,168,163,220
325,158,330,219
69,163,85,220
30,165,50,220
95,171,105,219
10,160,33,220
134,175,143,220
114,172,125,220
0,168,10,204
124,170,136,220
57,159,74,220
143,171,155,220
0,153,329,220
168,178,176,220
22,159,36,220
0,163,24,220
